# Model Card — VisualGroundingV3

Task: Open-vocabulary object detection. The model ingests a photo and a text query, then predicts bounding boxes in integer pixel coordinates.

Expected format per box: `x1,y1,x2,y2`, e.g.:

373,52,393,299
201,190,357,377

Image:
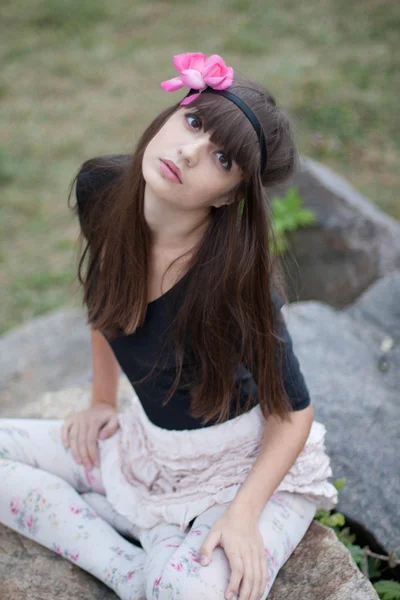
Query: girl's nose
179,138,210,166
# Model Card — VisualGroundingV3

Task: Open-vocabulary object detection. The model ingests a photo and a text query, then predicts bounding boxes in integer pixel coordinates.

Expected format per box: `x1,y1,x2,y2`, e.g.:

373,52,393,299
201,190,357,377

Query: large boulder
269,156,400,307
0,515,377,599
282,271,400,553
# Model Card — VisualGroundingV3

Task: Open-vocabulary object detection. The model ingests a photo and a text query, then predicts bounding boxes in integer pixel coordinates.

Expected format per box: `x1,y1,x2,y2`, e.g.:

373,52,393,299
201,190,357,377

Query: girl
0,52,338,600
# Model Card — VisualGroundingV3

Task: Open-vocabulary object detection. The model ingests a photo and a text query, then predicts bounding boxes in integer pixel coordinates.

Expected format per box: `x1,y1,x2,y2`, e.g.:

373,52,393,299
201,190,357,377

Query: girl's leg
0,418,147,600
142,491,317,600
81,492,143,543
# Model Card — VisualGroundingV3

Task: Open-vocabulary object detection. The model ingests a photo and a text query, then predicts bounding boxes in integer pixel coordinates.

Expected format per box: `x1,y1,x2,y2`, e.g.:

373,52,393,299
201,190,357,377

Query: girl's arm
228,302,314,519
91,326,121,408
224,403,314,520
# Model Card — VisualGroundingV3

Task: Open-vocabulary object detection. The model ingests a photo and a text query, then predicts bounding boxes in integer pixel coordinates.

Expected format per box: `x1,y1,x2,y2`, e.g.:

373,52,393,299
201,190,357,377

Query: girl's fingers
69,421,81,465
237,551,254,600
98,416,119,440
78,422,92,470
87,425,100,467
61,420,70,447
249,548,262,600
259,551,268,599
225,551,244,600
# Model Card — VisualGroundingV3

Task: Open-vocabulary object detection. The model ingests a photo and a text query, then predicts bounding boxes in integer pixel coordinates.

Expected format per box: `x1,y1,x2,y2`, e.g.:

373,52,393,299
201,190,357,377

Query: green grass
0,0,398,334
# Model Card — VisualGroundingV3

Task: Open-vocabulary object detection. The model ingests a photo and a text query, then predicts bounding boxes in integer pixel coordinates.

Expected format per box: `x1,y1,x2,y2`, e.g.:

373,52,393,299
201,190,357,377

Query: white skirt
99,393,338,532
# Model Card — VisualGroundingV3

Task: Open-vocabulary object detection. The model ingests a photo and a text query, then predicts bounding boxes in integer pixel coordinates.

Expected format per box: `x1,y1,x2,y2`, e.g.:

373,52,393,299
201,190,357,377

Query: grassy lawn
0,0,398,334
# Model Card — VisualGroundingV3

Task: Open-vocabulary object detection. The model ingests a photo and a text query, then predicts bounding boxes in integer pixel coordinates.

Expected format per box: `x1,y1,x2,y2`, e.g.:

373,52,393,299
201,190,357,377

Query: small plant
270,186,316,255
239,185,316,256
314,477,400,599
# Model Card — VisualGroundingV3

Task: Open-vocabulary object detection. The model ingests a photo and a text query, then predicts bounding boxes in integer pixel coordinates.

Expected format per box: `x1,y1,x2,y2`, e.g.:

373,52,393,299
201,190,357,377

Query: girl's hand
61,402,119,470
199,509,268,600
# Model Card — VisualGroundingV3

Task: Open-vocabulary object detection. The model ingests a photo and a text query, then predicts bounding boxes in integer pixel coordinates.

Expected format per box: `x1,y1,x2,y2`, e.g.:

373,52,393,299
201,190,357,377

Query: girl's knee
151,552,227,600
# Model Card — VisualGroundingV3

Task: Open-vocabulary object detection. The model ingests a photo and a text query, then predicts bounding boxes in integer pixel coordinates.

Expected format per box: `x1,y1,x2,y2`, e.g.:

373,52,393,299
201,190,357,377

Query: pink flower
69,505,83,515
160,52,234,106
188,550,201,563
26,514,34,529
54,545,63,556
70,551,80,562
10,497,21,515
171,561,184,572
189,529,202,536
154,575,162,587
127,570,135,580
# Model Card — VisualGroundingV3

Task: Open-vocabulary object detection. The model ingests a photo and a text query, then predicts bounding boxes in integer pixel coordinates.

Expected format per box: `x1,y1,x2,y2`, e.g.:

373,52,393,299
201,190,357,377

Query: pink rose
160,52,234,106
202,54,234,90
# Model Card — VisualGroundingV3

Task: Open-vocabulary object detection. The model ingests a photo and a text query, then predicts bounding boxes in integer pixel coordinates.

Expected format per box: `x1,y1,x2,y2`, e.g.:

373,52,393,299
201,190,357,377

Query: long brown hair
68,71,300,425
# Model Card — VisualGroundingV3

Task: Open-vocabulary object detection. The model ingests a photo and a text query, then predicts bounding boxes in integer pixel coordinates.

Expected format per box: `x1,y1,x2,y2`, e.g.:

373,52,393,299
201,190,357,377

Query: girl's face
142,107,244,210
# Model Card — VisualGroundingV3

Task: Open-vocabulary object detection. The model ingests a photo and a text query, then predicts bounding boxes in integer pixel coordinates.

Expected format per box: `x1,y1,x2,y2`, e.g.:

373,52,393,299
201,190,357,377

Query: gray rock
269,156,400,307
281,271,400,553
0,308,93,414
0,519,377,599
269,521,379,600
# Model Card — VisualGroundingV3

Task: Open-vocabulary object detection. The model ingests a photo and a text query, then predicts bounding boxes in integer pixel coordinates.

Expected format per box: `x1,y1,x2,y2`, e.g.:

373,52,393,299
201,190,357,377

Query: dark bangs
184,91,262,178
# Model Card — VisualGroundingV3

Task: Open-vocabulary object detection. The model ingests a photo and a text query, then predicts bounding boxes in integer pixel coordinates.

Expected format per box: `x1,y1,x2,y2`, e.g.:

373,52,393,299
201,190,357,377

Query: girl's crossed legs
0,418,317,600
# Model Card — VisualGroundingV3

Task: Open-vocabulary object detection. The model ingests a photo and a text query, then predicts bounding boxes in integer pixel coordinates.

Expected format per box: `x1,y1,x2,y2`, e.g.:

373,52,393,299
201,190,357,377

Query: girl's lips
160,159,182,184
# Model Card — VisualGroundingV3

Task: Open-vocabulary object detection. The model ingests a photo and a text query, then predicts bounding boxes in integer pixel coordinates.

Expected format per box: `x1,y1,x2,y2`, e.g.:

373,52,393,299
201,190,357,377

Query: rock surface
286,271,400,553
269,156,400,307
0,518,378,599
269,521,379,600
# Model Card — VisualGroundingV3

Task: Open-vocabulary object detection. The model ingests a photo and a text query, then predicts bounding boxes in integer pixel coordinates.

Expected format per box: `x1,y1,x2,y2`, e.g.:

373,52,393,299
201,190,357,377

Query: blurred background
0,0,398,334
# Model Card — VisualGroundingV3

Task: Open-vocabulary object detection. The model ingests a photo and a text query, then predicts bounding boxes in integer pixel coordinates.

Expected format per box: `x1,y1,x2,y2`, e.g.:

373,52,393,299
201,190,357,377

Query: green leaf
346,543,365,567
314,509,331,522
337,526,356,545
373,580,400,600
270,186,316,247
333,477,347,491
324,512,346,527
367,557,384,579
313,509,346,528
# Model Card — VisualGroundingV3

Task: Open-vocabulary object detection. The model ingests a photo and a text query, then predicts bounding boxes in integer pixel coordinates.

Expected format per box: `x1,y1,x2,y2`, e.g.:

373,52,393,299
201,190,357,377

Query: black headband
183,86,268,174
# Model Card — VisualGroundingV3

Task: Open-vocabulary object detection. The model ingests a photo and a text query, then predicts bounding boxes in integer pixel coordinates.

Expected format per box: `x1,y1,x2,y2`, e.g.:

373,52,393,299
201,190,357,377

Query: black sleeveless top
75,157,311,430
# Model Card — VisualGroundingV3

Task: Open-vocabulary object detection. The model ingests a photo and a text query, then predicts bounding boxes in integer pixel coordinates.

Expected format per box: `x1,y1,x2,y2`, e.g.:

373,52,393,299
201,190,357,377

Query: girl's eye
216,152,232,171
185,112,232,171
185,113,202,131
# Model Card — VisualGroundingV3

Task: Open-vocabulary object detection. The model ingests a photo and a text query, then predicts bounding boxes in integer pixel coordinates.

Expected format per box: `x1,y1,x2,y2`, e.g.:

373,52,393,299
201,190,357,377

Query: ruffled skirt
99,393,338,532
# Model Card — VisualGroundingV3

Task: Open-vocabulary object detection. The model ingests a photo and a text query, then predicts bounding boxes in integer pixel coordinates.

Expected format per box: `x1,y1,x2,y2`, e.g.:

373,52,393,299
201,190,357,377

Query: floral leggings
0,418,317,600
